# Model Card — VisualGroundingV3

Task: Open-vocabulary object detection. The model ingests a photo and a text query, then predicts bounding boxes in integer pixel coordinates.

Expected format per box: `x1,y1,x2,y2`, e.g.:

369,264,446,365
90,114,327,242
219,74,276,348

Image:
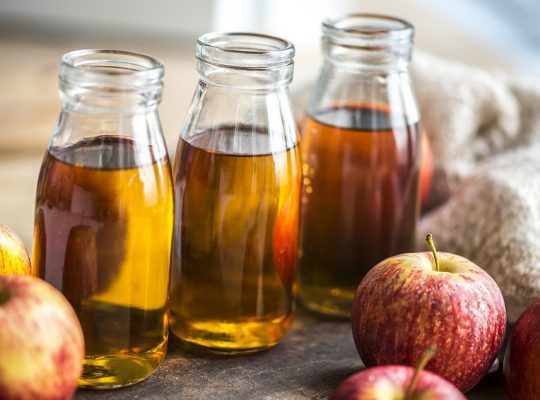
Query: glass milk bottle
32,50,173,388
170,33,301,354
299,15,422,317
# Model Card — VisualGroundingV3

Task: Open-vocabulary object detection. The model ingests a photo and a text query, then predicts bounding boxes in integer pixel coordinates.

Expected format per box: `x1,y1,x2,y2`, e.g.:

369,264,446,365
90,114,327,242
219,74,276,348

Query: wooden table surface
75,309,504,400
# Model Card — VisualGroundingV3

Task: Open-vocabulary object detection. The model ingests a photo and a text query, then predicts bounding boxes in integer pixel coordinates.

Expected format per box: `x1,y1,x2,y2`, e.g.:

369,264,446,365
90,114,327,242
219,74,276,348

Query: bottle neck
59,82,161,114
310,53,418,126
322,42,412,73
195,32,294,90
58,49,163,113
49,50,168,160
180,32,298,155
181,78,297,155
321,14,414,73
196,59,293,91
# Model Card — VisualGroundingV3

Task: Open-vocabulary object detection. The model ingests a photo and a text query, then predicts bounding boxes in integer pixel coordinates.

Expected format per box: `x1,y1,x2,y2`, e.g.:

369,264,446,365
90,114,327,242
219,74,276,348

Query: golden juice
299,104,421,317
33,136,173,388
170,128,300,353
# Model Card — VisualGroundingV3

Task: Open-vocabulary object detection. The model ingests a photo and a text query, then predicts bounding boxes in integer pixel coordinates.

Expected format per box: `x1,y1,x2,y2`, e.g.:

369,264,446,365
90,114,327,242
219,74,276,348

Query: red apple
0,275,84,400
0,224,31,276
504,298,540,399
351,235,506,392
331,365,464,400
331,348,464,400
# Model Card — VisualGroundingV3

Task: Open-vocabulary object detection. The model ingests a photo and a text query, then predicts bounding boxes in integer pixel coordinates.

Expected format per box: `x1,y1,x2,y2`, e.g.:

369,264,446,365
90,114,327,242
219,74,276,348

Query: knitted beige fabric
293,52,540,323
418,145,540,323
413,53,540,323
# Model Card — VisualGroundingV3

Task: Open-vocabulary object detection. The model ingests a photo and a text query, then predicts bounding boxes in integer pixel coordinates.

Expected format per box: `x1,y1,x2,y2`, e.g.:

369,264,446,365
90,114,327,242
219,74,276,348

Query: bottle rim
60,49,164,90
196,32,295,70
322,14,414,48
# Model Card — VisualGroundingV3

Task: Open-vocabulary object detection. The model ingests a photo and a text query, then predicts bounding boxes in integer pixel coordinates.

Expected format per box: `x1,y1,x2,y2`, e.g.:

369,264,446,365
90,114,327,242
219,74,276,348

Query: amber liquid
32,136,173,388
170,127,300,353
299,105,420,317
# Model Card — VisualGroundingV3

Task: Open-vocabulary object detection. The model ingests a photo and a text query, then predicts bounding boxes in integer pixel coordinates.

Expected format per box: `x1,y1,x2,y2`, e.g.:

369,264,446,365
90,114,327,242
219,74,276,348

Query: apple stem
426,234,440,272
405,347,437,400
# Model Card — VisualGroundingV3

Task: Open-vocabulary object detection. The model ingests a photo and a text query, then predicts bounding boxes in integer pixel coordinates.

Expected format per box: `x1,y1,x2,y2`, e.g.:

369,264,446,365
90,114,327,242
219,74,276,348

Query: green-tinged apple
504,298,540,399
331,349,465,400
0,275,84,400
351,234,506,392
0,224,31,276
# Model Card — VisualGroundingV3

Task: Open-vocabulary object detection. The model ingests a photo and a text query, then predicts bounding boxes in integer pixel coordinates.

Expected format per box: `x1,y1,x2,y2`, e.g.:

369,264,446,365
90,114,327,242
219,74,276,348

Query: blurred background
0,0,539,247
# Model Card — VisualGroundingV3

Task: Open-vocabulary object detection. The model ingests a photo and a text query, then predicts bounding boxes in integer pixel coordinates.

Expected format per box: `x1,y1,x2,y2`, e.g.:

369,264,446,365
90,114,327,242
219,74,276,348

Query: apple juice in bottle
32,50,172,388
170,33,300,354
299,15,422,318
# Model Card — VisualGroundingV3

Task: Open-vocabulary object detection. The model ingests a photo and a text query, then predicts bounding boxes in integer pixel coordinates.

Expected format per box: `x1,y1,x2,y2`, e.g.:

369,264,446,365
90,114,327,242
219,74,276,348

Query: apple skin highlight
351,251,506,392
0,275,84,400
504,298,540,400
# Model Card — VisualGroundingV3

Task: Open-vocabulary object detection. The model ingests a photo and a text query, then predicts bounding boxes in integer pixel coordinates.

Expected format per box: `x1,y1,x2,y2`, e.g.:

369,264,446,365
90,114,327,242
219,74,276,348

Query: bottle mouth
196,32,295,70
60,49,164,91
322,14,414,48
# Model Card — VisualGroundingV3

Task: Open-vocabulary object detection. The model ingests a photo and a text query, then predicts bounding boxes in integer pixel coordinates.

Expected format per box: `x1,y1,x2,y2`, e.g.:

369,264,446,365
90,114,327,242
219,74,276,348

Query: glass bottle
299,15,422,317
170,33,301,354
32,50,173,388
